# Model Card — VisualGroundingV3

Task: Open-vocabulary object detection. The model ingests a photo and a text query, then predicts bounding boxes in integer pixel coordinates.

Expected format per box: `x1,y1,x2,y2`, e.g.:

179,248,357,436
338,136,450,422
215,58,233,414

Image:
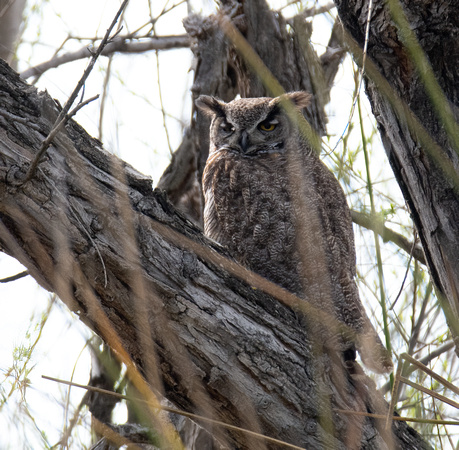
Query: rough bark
0,60,430,449
333,0,459,352
158,0,342,224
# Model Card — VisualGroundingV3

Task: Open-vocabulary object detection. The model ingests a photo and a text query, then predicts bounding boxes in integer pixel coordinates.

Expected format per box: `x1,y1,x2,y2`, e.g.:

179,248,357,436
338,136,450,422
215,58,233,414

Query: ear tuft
282,91,311,109
195,95,225,117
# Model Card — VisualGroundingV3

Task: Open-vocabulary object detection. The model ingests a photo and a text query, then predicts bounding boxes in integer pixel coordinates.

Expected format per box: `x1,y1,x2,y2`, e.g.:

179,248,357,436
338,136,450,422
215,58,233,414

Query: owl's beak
239,130,249,153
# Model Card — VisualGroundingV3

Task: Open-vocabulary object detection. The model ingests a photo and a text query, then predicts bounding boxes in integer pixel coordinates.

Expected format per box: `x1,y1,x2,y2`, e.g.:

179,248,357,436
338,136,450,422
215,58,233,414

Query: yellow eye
259,122,277,132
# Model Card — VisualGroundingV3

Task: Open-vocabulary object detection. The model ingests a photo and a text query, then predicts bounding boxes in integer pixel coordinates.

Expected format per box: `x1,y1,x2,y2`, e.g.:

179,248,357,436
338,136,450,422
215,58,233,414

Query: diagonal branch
18,0,130,185
350,210,426,265
0,58,430,449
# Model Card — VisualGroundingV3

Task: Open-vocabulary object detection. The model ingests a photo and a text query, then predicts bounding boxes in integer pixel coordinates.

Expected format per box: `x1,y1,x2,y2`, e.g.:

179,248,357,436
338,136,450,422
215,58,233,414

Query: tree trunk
158,0,343,225
0,58,430,448
0,0,26,68
333,0,459,352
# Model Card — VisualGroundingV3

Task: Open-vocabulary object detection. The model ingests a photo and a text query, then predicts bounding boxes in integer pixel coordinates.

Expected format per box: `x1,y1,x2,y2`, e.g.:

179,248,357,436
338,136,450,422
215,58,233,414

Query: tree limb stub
0,58,432,449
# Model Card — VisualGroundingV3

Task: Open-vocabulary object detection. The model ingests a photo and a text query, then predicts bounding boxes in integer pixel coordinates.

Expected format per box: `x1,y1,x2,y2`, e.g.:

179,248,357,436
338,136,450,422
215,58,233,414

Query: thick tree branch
0,59,430,449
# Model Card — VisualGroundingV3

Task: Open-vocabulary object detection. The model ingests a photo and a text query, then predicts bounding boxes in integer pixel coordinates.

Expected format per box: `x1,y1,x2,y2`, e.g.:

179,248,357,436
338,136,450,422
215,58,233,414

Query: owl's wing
311,157,357,277
308,155,392,373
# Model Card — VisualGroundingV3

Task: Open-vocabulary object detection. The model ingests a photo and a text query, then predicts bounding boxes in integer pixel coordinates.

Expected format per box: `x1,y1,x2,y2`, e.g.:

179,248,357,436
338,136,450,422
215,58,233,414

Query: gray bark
0,59,430,448
0,0,26,68
158,1,344,224
333,0,459,353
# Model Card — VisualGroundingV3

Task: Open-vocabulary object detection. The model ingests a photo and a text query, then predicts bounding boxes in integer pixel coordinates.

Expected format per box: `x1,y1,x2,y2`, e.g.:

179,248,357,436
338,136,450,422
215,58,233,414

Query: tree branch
350,210,426,265
20,35,191,80
0,269,29,283
0,58,430,449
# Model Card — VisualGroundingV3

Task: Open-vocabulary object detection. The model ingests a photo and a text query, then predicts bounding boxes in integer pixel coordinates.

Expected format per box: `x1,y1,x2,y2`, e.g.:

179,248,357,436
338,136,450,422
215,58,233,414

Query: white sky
0,0,456,448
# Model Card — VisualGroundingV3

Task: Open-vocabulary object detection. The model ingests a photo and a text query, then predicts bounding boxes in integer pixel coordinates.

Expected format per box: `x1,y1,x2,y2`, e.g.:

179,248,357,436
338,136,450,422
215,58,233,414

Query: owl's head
196,92,311,156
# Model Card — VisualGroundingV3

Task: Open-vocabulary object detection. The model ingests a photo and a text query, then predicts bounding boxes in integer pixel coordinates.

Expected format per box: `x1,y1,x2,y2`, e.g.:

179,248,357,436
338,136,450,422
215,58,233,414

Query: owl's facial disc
258,118,279,132
240,130,249,152
240,113,285,155
230,117,285,156
219,119,235,134
211,102,288,156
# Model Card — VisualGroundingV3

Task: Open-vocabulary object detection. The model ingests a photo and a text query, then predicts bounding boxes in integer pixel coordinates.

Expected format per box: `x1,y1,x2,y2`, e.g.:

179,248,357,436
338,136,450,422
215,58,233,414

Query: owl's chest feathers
204,152,292,233
203,151,301,290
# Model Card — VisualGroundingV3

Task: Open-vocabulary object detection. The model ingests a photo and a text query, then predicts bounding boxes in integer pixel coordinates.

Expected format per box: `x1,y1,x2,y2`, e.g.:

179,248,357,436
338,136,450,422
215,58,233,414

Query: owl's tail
357,317,393,374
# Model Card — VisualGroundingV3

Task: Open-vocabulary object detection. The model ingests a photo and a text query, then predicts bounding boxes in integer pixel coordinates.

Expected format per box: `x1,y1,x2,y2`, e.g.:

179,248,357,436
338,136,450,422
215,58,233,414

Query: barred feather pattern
197,92,392,373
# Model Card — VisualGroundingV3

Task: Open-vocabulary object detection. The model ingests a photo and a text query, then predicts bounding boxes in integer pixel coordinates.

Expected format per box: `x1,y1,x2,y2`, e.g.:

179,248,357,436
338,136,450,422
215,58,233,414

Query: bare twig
389,282,434,404
334,408,459,426
399,376,459,410
98,54,113,142
17,95,99,185
0,270,29,283
20,35,191,80
387,354,405,429
418,341,455,365
389,234,417,310
42,375,307,450
17,0,131,185
386,352,459,429
153,30,173,156
329,0,374,154
381,341,455,395
350,210,426,265
400,353,459,397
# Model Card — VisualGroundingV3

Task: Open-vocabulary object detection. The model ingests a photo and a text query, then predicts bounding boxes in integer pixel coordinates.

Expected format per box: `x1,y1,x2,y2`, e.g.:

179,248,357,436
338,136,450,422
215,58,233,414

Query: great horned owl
196,92,392,373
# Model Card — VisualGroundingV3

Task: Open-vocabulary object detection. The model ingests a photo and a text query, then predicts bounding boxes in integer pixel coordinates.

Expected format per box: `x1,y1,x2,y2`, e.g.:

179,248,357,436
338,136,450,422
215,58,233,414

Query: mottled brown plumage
197,92,392,373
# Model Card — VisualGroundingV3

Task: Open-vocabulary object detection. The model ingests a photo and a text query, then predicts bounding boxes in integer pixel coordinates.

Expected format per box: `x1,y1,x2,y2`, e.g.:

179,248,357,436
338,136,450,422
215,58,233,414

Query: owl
196,92,392,373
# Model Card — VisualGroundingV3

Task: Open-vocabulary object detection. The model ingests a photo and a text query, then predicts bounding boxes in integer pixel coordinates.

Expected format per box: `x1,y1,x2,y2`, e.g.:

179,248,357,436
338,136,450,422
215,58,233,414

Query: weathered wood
159,2,337,223
334,0,459,352
0,0,26,67
158,13,238,225
0,60,430,448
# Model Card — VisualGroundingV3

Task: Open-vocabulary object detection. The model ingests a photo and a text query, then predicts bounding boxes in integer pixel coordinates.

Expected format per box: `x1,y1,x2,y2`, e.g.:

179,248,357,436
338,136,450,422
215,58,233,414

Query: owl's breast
203,151,302,292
